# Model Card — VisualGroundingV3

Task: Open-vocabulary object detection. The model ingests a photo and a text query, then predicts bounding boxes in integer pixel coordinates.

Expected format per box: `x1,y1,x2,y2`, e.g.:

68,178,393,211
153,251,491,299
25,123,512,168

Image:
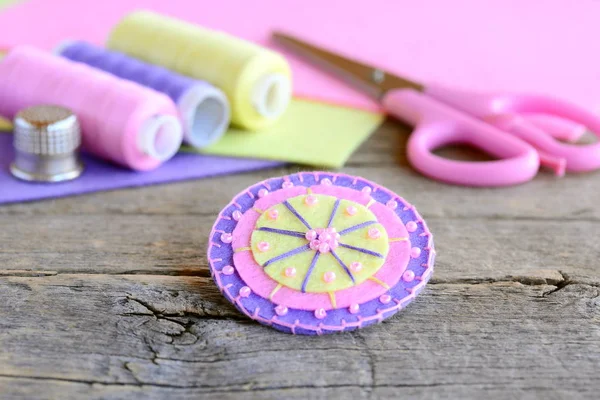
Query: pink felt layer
310,184,370,205
370,201,409,239
231,209,259,251
253,186,307,210
362,201,410,288
230,183,412,311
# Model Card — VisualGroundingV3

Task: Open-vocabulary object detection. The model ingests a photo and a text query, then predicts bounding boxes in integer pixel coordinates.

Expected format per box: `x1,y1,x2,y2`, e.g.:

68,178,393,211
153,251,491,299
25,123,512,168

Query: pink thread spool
0,46,183,170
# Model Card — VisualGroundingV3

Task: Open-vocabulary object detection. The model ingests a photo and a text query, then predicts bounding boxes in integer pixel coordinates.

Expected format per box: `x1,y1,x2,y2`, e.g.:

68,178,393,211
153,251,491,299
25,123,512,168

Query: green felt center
250,194,389,293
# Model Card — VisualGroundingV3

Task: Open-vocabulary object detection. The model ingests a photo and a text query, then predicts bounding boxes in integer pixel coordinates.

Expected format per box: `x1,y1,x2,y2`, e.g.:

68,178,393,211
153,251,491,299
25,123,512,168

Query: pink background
0,0,598,112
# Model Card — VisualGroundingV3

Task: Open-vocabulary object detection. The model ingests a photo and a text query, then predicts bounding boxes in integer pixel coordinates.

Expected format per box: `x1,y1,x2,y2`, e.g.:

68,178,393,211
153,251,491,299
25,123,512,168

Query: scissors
273,33,600,187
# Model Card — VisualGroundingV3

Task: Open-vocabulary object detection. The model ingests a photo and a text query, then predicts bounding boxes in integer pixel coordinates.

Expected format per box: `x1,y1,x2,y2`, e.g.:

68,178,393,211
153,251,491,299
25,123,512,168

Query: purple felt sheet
0,134,283,204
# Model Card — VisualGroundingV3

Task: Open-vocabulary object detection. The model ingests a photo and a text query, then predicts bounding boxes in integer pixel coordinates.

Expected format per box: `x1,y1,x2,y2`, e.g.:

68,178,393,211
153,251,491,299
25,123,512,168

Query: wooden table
1,121,599,399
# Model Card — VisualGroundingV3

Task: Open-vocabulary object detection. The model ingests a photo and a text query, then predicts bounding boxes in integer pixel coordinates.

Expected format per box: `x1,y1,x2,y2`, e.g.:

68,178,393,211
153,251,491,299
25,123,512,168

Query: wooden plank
1,213,598,280
1,122,599,399
0,274,598,399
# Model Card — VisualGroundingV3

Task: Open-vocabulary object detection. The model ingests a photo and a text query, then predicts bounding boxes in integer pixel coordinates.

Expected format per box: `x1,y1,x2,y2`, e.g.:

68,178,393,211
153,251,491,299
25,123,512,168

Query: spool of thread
57,41,230,149
0,46,183,170
107,10,292,131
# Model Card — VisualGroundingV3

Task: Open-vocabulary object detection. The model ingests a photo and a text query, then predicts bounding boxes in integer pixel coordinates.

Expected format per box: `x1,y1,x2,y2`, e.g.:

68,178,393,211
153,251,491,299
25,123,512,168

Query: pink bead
304,195,318,206
386,200,398,209
220,233,233,243
345,206,358,216
368,228,381,239
318,243,331,253
232,210,242,221
267,209,279,220
350,262,363,272
222,265,235,275
349,304,360,314
258,188,269,198
402,270,415,282
379,294,392,304
320,178,332,186
239,286,251,297
323,271,336,283
410,247,422,258
406,221,418,232
314,308,327,319
275,305,288,316
305,229,318,241
318,232,332,242
362,186,372,195
307,227,340,253
282,181,294,189
257,241,270,252
284,267,297,277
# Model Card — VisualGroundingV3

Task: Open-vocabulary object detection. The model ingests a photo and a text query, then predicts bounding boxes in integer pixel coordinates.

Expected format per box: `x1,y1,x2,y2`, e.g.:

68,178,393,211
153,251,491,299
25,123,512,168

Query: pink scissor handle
523,114,586,143
382,88,540,187
426,84,600,172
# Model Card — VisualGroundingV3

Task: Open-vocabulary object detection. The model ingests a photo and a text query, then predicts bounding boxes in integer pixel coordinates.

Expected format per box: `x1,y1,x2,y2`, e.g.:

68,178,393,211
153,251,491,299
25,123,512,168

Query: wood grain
1,122,599,399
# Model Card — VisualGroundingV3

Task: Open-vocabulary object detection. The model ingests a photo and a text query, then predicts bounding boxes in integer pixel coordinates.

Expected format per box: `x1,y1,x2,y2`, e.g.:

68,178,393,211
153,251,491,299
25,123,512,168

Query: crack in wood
0,373,485,391
541,271,572,297
430,270,571,288
426,215,600,223
0,269,211,278
122,362,141,385
4,270,599,285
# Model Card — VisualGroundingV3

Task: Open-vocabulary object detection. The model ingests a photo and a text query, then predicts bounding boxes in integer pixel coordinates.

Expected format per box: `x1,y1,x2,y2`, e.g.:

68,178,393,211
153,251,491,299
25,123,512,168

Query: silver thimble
10,105,84,182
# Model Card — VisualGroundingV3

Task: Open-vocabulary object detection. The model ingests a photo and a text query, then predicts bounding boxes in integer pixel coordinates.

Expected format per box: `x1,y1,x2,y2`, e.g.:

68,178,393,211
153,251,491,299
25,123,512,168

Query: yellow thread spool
107,11,292,131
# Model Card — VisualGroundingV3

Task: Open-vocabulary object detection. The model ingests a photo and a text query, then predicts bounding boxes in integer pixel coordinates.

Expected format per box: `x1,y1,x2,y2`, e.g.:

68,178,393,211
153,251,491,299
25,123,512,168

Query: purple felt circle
207,172,435,335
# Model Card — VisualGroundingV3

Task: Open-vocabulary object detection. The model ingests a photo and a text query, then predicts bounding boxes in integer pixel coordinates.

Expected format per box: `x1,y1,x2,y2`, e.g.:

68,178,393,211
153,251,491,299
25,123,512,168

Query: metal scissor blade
273,32,423,99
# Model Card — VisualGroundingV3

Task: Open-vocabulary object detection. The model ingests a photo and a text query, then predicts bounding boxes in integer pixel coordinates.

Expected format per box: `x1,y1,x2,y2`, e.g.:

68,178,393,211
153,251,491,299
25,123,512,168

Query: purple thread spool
57,41,230,149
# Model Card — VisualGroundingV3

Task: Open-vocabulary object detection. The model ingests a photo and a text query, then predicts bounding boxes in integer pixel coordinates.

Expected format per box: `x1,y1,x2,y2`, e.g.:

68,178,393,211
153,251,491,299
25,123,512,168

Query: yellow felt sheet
0,118,11,131
0,0,18,7
183,99,384,168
